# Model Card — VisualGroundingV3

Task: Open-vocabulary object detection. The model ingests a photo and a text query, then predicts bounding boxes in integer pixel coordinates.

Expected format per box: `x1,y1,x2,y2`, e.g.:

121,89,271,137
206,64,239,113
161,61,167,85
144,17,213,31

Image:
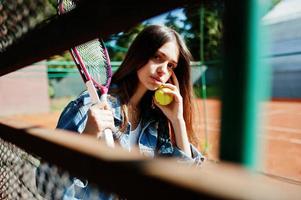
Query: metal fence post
220,0,271,167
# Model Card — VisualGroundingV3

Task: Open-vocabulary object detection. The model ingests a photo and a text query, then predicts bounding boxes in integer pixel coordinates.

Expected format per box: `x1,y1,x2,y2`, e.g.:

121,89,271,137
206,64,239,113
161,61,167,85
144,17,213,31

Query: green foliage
164,12,186,34
183,2,224,61
47,0,58,9
106,23,149,61
105,3,224,63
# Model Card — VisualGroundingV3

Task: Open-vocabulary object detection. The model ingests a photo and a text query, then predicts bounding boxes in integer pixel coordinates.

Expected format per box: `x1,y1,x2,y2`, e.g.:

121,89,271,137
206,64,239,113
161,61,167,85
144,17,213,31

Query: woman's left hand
154,71,192,157
153,71,184,123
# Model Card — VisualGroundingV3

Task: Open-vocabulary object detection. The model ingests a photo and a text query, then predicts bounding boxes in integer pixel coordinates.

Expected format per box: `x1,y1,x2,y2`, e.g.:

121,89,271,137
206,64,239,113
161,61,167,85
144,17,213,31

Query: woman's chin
150,84,162,91
145,81,163,91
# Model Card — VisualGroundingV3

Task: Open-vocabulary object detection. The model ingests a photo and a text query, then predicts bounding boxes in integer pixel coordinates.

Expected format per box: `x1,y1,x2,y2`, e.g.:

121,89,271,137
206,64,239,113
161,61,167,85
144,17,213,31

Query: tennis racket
58,0,114,147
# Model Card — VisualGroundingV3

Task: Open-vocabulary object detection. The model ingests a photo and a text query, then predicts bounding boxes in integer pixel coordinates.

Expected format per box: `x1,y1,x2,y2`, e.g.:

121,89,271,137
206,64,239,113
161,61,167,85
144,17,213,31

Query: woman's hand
153,71,184,124
153,71,192,157
83,102,115,138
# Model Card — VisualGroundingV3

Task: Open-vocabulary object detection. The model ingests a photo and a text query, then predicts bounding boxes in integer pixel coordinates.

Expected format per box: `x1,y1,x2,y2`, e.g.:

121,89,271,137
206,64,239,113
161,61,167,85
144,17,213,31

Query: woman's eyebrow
157,51,178,65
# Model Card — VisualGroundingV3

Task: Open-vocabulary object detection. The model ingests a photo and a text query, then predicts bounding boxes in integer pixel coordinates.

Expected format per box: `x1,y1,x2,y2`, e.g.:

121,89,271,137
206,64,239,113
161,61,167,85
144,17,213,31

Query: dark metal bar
1,120,300,199
0,0,200,76
0,122,218,199
220,0,271,166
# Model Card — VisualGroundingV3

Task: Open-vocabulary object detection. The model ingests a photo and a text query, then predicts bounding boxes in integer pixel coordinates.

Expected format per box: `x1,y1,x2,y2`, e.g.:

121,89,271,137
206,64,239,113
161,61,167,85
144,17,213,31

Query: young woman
57,24,205,199
57,25,205,163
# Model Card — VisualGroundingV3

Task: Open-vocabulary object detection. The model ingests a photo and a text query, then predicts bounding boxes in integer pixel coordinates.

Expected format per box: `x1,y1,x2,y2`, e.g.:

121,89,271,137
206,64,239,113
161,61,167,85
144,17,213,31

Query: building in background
263,0,301,99
0,64,50,116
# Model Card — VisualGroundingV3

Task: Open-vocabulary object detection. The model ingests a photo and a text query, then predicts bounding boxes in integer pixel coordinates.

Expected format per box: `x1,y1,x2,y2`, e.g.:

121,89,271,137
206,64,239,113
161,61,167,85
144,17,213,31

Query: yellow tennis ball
154,86,173,106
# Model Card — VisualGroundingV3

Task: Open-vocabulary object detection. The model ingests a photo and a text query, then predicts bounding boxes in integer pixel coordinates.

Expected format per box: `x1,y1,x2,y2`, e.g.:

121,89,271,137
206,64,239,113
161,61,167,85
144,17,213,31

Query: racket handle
86,80,100,104
100,93,115,148
102,128,115,148
86,81,114,147
100,93,108,102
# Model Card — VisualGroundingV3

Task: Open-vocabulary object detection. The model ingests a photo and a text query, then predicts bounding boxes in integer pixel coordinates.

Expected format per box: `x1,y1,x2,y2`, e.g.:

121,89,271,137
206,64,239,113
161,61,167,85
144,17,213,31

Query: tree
106,23,149,61
164,12,186,34
183,1,224,62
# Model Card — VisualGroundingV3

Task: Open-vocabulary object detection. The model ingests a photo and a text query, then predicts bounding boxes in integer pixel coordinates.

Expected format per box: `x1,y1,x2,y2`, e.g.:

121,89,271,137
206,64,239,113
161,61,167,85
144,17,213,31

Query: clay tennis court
3,98,301,182
193,99,301,183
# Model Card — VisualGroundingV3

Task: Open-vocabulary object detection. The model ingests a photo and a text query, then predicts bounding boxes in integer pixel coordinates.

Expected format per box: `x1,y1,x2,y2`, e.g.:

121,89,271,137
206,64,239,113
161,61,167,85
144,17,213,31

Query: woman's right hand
83,102,115,138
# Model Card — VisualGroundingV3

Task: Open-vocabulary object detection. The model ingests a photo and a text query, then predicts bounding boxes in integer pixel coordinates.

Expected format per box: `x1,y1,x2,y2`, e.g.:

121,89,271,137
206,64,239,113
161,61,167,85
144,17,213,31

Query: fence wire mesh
0,0,56,53
0,136,121,200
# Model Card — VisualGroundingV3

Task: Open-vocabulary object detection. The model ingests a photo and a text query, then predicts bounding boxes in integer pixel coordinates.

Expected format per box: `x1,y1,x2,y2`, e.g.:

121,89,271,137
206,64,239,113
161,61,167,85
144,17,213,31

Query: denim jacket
57,91,205,199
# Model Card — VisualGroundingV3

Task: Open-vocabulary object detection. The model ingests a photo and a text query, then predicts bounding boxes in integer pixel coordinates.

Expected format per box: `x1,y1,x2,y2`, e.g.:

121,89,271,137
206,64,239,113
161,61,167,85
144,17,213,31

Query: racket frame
58,0,114,147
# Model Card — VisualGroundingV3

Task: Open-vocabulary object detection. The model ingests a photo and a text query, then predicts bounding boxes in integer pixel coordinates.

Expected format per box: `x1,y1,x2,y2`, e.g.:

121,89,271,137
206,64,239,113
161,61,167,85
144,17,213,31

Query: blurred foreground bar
1,119,300,199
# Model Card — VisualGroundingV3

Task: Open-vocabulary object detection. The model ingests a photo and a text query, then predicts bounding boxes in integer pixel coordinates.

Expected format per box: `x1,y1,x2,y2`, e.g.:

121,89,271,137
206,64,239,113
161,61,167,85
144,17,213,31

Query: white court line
264,126,301,135
262,109,301,116
195,126,301,135
261,135,301,145
262,110,287,116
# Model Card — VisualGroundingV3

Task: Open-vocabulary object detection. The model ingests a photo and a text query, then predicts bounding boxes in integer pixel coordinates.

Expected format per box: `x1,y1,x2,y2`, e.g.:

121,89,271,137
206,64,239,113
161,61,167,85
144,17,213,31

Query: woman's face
137,41,179,91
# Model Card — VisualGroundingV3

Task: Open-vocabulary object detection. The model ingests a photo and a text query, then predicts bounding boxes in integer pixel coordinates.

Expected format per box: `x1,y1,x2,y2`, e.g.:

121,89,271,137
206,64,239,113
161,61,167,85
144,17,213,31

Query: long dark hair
111,25,195,144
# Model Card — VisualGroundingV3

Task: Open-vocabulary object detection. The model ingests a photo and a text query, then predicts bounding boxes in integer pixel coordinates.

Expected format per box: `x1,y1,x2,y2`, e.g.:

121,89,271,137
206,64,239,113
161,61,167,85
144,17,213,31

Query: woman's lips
151,76,162,84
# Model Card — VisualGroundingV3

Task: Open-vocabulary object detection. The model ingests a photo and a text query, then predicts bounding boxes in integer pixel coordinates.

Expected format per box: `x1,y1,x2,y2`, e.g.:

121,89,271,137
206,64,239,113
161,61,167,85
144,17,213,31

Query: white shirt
128,120,141,149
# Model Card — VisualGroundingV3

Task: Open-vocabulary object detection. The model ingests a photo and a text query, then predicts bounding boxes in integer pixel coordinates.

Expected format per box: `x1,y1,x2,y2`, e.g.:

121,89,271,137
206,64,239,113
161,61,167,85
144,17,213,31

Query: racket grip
99,93,115,148
86,80,100,104
102,128,115,148
100,93,108,102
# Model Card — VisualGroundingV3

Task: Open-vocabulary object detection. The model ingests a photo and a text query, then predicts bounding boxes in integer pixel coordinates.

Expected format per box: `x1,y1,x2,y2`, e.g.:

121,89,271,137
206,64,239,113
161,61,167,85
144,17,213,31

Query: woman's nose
156,62,169,75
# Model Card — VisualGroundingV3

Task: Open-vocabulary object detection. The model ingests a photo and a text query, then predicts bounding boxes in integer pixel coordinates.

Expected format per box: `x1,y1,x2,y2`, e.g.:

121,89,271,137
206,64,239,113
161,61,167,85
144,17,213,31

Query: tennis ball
154,86,173,106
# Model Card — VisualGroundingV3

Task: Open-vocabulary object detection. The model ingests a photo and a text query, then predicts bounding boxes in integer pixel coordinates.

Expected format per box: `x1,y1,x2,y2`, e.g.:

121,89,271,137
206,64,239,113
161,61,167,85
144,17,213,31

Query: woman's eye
151,55,158,61
152,55,163,63
168,63,175,69
154,55,160,60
